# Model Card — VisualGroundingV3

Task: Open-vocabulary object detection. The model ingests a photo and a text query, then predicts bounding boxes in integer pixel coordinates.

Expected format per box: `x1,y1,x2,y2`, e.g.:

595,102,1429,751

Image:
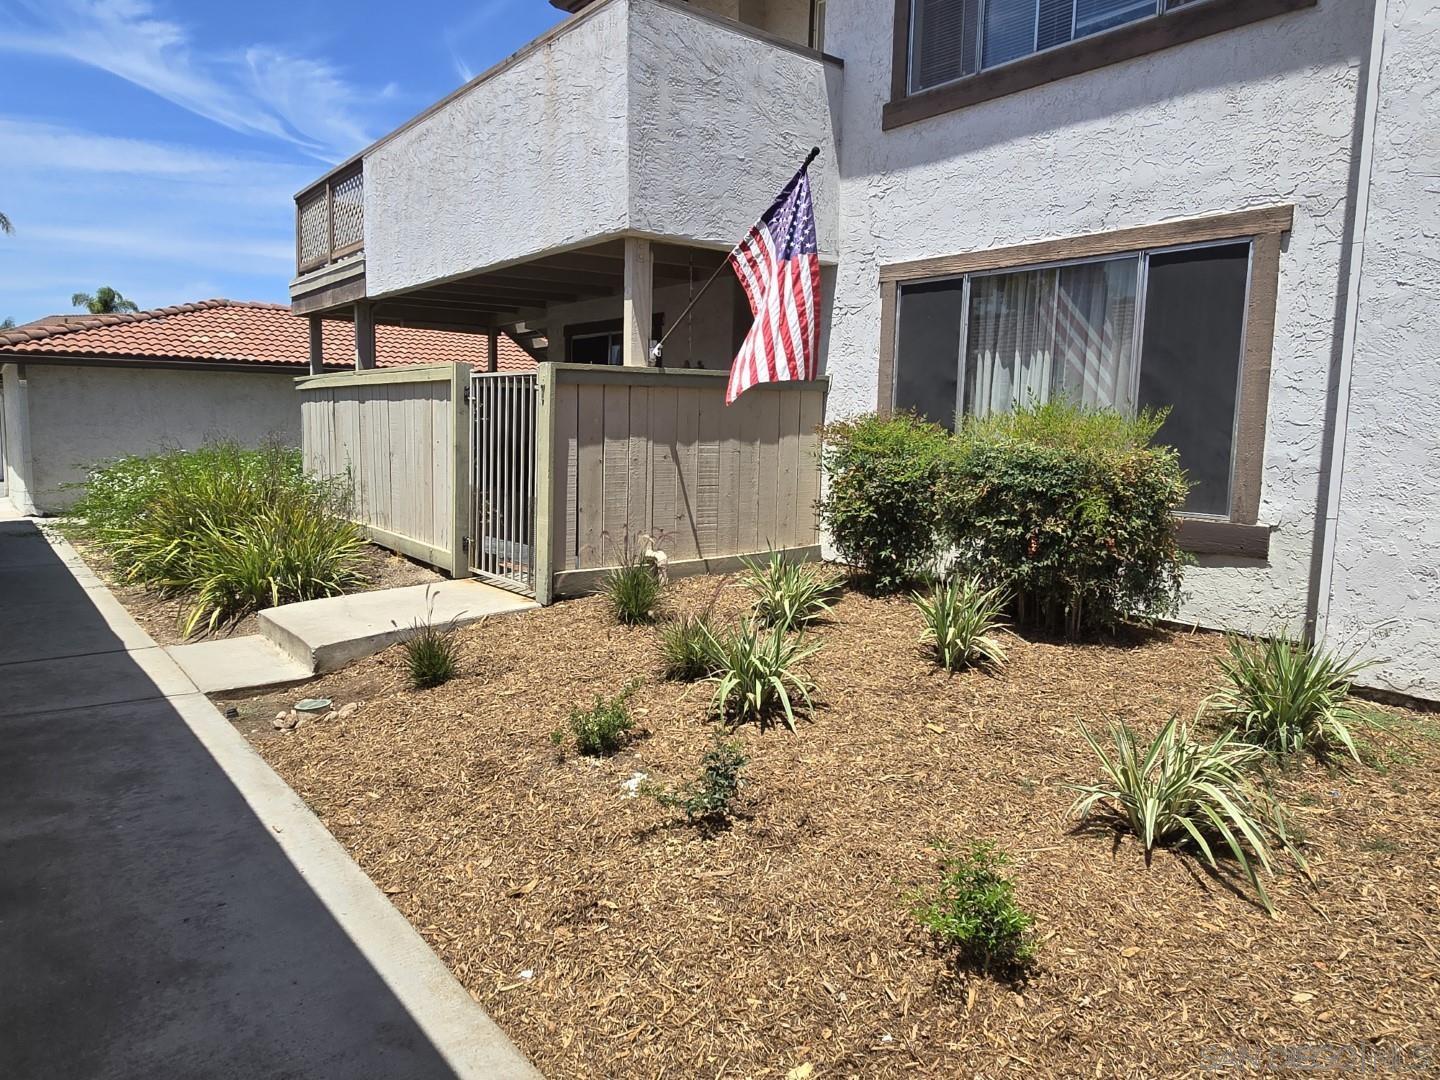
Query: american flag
726,160,821,404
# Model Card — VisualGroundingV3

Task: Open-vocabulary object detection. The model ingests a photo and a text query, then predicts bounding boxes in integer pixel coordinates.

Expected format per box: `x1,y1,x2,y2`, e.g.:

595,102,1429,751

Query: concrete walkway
0,518,541,1079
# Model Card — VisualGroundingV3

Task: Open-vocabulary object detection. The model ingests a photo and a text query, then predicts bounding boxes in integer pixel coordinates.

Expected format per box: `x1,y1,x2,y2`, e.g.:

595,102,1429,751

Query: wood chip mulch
226,576,1440,1079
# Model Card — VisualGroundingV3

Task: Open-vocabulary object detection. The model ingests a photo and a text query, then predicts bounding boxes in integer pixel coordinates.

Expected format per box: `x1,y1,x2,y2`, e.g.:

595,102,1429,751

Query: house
0,300,531,515
286,0,1439,700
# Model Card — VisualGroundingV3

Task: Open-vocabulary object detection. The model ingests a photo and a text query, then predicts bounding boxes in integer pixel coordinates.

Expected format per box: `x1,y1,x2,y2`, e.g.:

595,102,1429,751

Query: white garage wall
21,364,302,513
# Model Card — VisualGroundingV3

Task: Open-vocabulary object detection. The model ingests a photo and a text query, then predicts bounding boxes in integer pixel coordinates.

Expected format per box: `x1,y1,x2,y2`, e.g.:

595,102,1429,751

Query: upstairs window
909,0,1207,93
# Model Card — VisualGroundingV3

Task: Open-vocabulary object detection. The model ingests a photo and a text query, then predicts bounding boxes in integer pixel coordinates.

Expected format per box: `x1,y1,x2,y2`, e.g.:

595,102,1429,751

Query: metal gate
469,371,537,595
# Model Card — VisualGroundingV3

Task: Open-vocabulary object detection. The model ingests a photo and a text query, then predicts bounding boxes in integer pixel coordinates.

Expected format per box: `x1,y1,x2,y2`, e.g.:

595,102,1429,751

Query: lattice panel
330,171,364,252
297,191,329,266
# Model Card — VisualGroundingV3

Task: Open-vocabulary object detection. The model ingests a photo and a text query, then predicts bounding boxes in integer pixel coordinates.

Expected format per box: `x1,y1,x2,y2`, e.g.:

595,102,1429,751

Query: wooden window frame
885,0,1317,131
876,204,1291,558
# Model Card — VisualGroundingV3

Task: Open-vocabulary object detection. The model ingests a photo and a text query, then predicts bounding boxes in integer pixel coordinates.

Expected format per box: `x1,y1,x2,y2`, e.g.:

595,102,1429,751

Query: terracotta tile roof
0,298,534,372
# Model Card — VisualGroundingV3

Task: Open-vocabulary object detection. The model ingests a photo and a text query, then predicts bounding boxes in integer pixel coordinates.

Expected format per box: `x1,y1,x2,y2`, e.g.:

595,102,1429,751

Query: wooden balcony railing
296,164,364,274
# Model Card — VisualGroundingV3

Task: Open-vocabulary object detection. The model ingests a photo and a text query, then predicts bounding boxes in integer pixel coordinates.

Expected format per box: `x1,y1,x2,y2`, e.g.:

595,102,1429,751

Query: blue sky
0,0,564,325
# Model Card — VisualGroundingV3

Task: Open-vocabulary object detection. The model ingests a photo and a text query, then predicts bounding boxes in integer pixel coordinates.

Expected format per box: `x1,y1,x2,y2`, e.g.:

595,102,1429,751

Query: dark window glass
911,0,979,91
1137,243,1250,516
571,332,621,366
894,280,965,430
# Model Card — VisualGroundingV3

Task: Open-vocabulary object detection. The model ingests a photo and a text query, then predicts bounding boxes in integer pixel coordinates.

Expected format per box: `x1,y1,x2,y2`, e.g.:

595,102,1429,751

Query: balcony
290,0,840,320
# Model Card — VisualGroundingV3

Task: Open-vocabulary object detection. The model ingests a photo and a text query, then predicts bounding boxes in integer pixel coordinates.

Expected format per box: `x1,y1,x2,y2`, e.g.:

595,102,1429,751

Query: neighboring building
0,300,529,514
284,0,1439,699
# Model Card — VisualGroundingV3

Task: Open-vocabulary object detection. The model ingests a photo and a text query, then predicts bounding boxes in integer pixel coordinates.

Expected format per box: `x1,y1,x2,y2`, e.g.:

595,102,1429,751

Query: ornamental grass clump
1070,714,1305,914
659,613,720,682
913,841,1036,972
940,401,1189,637
740,549,841,632
67,442,365,634
913,575,1009,672
1208,635,1375,763
704,619,819,731
817,413,951,593
401,590,462,690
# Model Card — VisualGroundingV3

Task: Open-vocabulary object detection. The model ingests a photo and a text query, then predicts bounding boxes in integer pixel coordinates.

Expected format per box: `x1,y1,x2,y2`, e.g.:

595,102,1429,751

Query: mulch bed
226,576,1440,1079
71,539,440,647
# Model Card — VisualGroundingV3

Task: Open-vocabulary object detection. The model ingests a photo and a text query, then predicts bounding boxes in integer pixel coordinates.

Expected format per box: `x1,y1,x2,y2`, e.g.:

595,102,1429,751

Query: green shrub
1208,635,1374,762
68,442,365,634
705,619,819,731
939,401,1188,636
740,549,841,631
659,614,720,681
1070,714,1305,914
817,413,951,593
914,576,1008,672
913,841,1036,971
402,591,462,690
649,733,748,829
555,683,639,756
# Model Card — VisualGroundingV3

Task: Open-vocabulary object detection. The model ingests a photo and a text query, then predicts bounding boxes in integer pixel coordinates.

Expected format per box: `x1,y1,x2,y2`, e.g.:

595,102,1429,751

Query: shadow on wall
0,518,465,1079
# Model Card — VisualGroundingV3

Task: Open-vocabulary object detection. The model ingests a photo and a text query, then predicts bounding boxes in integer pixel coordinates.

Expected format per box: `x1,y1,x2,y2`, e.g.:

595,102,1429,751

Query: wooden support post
449,362,472,580
353,302,376,370
487,329,499,373
622,237,653,368
532,362,557,604
307,316,325,375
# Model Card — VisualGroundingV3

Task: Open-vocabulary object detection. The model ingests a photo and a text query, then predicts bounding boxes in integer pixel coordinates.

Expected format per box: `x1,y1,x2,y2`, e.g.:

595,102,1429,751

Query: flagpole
650,146,820,366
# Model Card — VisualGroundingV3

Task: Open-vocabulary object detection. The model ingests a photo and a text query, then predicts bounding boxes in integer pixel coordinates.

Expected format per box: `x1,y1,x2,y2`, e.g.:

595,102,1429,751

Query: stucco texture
14,364,300,513
1325,0,1440,698
823,0,1372,640
363,0,840,298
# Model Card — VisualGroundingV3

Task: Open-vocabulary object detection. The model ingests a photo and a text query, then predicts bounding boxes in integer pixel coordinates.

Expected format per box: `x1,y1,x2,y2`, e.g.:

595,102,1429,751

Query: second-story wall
825,0,1373,639
360,0,840,300
364,2,632,297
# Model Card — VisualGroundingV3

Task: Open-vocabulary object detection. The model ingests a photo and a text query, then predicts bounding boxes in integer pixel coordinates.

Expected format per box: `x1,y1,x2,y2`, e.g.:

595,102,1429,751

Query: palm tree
72,286,140,314
0,210,12,234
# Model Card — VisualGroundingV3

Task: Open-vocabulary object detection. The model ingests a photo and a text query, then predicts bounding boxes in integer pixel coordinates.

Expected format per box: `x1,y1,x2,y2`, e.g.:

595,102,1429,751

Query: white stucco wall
16,364,301,513
824,0,1372,639
1324,0,1440,699
362,0,840,298
626,0,840,255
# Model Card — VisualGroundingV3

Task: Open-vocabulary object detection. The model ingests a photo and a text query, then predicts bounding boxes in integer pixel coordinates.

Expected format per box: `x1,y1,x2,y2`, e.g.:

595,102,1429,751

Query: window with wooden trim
887,0,1317,128
878,207,1288,542
909,0,1200,93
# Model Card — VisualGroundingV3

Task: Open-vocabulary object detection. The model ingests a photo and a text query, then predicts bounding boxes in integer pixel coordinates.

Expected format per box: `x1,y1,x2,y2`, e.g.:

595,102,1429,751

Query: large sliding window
891,240,1251,518
908,0,1211,94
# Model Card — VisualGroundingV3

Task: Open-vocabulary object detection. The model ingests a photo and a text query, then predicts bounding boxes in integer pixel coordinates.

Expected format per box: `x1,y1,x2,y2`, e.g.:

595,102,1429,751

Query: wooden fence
538,364,827,597
296,363,469,577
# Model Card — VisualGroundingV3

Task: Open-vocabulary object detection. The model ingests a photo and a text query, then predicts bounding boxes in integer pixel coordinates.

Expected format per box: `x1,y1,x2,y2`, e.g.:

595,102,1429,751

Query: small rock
337,702,360,720
620,772,648,798
322,710,338,723
271,711,292,730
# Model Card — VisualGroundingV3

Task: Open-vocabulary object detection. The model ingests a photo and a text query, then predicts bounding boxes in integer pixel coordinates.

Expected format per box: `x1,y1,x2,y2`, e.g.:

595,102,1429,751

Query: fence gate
469,372,538,595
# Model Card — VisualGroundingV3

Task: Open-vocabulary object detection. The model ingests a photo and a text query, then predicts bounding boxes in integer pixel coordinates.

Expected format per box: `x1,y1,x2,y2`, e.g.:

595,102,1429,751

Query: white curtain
964,257,1138,418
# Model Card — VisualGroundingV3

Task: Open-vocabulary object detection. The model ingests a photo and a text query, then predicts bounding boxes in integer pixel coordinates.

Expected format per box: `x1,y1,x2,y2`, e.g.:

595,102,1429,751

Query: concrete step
258,580,538,675
167,635,314,694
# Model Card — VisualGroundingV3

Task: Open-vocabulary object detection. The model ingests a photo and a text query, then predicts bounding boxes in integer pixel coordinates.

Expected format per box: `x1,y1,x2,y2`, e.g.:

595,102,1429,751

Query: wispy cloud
0,0,379,162
444,0,519,87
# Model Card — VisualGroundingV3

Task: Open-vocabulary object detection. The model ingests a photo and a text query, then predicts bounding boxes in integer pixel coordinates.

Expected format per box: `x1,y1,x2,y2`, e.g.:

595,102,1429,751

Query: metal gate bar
470,371,537,595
